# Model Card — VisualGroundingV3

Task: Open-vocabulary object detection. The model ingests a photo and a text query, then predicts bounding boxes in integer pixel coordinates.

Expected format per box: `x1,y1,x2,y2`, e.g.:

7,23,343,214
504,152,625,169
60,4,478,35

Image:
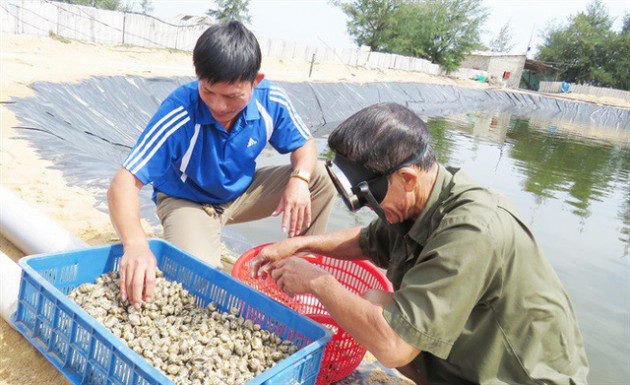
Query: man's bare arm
270,259,421,368
107,168,156,308
108,168,146,248
274,137,318,237
312,276,421,368
291,226,364,259
289,136,317,175
251,227,366,278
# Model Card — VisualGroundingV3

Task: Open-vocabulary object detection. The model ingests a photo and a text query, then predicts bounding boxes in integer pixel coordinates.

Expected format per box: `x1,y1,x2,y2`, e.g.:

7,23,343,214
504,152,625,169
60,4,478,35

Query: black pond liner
7,76,629,229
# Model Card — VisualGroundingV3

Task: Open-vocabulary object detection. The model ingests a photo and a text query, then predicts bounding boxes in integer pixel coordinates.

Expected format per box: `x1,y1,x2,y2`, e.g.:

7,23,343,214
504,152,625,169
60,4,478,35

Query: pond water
228,111,630,384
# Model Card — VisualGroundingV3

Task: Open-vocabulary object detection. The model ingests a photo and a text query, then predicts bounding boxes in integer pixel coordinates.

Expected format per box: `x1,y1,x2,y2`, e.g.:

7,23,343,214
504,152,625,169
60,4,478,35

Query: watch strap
290,169,311,183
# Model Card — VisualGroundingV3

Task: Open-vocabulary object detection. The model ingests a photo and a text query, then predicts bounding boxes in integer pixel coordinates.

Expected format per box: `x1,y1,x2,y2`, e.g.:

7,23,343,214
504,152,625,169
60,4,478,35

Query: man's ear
398,167,418,192
253,73,265,88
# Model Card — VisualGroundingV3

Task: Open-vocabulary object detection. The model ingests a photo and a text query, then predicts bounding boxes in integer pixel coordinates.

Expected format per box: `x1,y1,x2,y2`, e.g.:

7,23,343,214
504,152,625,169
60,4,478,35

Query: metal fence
1,0,487,80
0,0,209,50
539,81,630,103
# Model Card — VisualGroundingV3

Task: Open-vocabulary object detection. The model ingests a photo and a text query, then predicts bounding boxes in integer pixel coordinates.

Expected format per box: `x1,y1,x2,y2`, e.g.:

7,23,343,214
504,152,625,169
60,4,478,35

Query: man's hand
118,243,157,309
269,257,330,297
108,168,154,309
272,177,312,237
250,238,301,279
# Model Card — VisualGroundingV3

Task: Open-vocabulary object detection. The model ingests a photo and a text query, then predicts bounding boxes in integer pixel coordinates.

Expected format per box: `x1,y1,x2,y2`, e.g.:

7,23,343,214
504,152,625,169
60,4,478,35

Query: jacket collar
405,164,454,247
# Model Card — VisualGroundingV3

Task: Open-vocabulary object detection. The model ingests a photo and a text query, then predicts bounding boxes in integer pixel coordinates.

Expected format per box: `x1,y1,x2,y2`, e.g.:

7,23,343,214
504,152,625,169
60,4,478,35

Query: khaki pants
156,161,336,267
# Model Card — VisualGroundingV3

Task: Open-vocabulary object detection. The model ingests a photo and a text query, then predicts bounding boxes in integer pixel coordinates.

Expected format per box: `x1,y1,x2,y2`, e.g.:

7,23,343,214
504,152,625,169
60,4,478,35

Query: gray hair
328,103,436,173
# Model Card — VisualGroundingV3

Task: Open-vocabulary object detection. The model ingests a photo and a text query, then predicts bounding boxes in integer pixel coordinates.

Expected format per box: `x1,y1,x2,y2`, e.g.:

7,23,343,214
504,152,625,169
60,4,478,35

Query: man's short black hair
193,21,262,84
328,103,436,173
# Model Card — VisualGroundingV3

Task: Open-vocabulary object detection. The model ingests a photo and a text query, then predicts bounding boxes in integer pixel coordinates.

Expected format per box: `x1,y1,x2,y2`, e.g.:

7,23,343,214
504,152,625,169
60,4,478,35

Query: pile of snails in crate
68,270,298,385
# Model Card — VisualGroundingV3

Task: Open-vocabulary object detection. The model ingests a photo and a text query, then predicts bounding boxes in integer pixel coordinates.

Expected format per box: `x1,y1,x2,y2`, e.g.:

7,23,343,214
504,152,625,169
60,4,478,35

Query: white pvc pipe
0,185,88,327
0,185,87,255
0,250,21,323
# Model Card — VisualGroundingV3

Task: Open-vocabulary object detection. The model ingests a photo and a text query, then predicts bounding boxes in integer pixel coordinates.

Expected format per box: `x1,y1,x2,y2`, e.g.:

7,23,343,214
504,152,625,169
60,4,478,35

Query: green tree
333,0,402,51
206,0,251,24
383,0,488,71
537,0,618,88
605,13,630,90
489,21,516,52
138,0,153,14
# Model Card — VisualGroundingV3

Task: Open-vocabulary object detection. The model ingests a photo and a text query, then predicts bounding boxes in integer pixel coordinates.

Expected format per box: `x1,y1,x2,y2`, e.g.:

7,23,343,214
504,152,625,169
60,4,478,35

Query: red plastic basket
232,244,394,384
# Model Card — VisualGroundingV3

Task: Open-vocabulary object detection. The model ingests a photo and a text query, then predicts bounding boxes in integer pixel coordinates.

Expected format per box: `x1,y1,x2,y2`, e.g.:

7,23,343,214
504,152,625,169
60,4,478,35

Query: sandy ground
538,90,630,109
509,88,630,110
0,32,625,384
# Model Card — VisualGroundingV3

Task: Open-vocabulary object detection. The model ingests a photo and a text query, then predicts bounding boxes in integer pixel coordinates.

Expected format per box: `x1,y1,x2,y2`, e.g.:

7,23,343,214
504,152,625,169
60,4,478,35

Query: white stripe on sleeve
180,124,201,183
130,116,191,175
269,96,310,140
269,86,310,139
124,109,188,172
256,100,274,142
124,106,184,169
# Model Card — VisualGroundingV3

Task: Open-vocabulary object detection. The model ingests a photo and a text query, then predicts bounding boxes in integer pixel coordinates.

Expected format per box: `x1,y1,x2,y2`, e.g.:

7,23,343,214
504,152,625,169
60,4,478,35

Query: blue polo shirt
122,79,310,204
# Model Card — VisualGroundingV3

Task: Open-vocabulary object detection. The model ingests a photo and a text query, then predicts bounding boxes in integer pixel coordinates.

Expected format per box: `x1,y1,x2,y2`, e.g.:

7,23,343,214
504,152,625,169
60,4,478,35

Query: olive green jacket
359,165,589,384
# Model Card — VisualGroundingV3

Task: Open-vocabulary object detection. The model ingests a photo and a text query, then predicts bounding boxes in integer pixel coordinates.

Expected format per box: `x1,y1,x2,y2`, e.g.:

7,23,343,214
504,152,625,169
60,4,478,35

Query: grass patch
48,31,71,44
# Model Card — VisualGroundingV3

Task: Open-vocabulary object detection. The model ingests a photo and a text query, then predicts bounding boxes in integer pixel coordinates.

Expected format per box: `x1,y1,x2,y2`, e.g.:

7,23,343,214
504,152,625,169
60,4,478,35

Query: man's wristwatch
290,169,311,184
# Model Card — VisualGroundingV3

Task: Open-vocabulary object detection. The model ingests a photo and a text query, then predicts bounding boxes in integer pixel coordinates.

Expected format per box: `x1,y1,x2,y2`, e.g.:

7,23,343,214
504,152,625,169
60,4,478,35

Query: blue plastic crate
10,239,332,385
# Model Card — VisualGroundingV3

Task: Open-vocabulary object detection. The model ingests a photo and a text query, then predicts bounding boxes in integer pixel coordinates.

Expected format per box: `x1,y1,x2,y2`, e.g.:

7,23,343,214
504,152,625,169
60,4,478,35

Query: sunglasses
325,147,428,221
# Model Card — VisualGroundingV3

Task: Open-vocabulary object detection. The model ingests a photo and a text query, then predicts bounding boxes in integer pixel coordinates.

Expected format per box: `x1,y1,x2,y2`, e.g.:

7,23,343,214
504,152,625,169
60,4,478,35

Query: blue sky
149,0,630,56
